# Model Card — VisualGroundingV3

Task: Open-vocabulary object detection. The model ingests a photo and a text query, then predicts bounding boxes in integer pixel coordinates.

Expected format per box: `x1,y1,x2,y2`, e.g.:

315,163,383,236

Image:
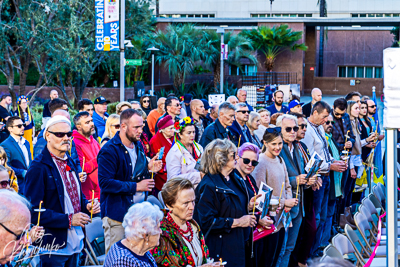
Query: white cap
44,115,71,141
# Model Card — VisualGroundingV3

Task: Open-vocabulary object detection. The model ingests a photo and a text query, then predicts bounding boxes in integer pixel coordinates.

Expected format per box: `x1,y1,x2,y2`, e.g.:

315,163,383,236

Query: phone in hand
158,147,165,160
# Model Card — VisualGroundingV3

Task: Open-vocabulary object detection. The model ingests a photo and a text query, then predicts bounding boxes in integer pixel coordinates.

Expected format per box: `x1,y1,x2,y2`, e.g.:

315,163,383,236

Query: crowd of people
0,87,383,267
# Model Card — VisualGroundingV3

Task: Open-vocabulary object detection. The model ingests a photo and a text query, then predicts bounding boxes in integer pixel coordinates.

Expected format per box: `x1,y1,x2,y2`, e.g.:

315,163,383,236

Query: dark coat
42,101,51,118
23,146,89,248
1,135,32,180
331,112,355,152
194,172,249,267
228,120,253,147
98,131,150,223
193,116,212,143
199,119,232,148
359,117,372,162
280,141,305,218
33,129,82,173
302,102,312,118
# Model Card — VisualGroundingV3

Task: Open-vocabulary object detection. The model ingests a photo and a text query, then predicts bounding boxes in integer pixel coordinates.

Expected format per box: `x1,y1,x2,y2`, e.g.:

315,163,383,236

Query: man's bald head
311,88,322,102
52,109,70,120
0,190,31,264
157,97,166,106
190,99,203,111
190,99,205,116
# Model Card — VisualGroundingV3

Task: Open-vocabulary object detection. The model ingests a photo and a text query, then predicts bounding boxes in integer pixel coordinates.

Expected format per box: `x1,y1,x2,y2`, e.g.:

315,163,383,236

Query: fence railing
242,72,297,86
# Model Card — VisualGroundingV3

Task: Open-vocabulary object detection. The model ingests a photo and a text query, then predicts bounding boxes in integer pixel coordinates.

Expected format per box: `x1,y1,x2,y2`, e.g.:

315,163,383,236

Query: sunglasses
0,222,32,241
285,126,299,133
143,100,149,103
326,120,335,125
48,131,73,138
0,179,10,188
333,111,344,118
11,124,24,129
299,124,307,129
172,103,181,107
368,105,376,108
241,158,259,167
112,124,120,129
237,110,250,114
266,127,282,134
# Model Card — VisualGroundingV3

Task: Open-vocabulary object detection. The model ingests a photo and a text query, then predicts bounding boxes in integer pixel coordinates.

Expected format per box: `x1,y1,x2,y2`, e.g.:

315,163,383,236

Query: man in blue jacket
228,103,253,147
266,90,289,115
92,96,110,138
1,116,32,193
98,108,162,253
24,115,99,267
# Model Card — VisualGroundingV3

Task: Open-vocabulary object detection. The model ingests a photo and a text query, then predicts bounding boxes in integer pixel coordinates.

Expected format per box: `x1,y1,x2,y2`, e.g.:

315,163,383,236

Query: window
250,13,312,18
160,14,215,18
352,13,396,18
229,65,257,76
338,66,383,78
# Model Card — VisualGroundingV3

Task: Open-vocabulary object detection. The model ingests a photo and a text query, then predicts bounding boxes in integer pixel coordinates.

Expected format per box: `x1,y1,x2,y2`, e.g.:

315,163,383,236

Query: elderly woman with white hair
246,111,263,148
104,202,163,267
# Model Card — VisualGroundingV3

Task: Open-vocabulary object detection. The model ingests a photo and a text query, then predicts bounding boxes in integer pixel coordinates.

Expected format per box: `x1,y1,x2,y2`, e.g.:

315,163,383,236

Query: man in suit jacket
1,116,32,193
277,114,317,267
24,115,99,267
228,103,253,147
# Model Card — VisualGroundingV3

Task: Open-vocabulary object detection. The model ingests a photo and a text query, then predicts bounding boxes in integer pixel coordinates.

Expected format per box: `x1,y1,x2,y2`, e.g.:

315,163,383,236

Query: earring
170,209,173,214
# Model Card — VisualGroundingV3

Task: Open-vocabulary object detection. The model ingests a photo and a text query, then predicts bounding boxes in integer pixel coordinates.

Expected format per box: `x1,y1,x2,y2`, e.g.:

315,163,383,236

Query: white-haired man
302,88,322,118
24,116,100,267
236,89,254,111
227,96,239,106
0,190,31,265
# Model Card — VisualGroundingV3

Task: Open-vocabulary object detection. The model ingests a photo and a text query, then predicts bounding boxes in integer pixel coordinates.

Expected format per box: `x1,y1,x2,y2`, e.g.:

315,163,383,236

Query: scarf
325,133,343,198
350,119,361,155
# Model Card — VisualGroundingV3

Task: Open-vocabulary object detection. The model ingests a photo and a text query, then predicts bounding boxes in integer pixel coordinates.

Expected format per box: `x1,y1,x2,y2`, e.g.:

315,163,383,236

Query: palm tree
241,24,308,71
202,30,257,88
152,24,207,89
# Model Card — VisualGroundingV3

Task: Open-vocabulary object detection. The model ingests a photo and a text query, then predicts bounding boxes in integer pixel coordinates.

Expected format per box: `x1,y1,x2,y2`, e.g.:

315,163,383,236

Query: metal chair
323,244,344,260
84,217,106,265
147,195,164,210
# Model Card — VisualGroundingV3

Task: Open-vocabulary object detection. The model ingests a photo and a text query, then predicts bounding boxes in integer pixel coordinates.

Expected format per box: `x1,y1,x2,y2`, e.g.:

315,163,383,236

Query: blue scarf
325,133,343,198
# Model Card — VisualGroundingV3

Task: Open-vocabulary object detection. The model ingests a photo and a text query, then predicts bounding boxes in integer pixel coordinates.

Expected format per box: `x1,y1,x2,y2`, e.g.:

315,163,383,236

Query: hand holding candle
278,182,284,204
34,201,45,227
90,190,94,220
296,177,299,200
79,157,87,183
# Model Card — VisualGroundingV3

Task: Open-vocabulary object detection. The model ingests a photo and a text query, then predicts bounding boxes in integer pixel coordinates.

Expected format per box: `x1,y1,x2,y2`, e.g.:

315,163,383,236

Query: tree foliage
241,24,308,71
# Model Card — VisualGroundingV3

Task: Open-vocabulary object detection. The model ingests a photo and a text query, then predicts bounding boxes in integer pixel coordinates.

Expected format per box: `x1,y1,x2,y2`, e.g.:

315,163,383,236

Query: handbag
253,224,275,242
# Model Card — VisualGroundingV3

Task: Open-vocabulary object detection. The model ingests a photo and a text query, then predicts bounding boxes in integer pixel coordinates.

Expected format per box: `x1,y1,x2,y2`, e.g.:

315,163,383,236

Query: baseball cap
183,94,192,104
94,96,110,104
201,99,210,110
289,99,304,110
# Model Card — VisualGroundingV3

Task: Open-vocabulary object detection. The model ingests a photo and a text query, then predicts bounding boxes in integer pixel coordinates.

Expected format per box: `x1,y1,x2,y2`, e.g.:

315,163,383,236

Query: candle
252,193,257,215
37,201,43,226
220,258,222,265
26,231,29,251
151,161,154,179
296,177,299,200
278,182,284,203
90,190,94,220
238,135,241,148
82,157,86,173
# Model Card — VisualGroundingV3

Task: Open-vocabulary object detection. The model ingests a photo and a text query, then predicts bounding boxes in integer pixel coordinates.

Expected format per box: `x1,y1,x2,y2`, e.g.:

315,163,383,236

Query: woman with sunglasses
252,128,296,267
15,95,35,156
194,139,257,267
247,112,263,149
165,117,203,187
234,142,274,266
0,147,18,192
101,114,120,147
140,95,152,115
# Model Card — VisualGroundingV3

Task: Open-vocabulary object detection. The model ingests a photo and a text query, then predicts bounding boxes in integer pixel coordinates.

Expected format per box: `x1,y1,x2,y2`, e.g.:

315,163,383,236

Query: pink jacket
72,130,101,201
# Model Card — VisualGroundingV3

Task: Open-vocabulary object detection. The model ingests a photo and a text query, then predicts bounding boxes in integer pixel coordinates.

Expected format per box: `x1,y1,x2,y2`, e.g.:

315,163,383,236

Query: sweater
252,153,292,231
147,109,164,136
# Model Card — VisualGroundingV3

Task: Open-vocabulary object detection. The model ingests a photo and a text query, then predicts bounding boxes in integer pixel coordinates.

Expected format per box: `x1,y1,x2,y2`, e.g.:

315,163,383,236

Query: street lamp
270,0,274,17
147,46,159,96
217,27,226,94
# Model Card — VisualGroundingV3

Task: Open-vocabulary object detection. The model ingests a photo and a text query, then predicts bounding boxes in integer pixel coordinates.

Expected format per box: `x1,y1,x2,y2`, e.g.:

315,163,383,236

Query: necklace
167,212,194,242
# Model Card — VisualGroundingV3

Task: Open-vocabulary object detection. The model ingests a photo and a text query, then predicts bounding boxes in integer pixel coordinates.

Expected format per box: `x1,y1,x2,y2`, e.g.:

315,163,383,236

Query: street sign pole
119,0,125,102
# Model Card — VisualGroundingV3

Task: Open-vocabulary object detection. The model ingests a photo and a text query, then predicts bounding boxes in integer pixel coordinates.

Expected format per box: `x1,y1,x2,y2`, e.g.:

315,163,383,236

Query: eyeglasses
285,126,299,133
0,180,10,188
368,105,376,108
112,124,120,129
0,222,32,241
299,124,307,129
11,124,24,129
266,127,282,134
326,120,335,125
237,110,250,114
241,158,259,167
48,131,73,138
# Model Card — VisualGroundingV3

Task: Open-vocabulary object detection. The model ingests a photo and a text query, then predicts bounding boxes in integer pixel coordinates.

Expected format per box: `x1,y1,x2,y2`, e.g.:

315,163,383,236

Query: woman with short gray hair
194,139,257,267
246,111,263,148
104,202,163,267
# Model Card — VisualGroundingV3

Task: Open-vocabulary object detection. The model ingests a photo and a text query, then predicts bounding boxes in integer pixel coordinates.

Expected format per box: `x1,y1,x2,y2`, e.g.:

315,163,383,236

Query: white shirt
124,144,145,203
12,135,30,167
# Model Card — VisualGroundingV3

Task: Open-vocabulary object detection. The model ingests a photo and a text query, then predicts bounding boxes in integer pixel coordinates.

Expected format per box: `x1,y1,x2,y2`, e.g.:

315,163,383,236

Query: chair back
354,212,374,251
344,225,367,265
368,193,385,212
362,197,378,216
376,183,386,198
147,195,164,210
372,185,383,202
332,234,355,255
359,205,373,223
85,217,104,243
158,191,166,208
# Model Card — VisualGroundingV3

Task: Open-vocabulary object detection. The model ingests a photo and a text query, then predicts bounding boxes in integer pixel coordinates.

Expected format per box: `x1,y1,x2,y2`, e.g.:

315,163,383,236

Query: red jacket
149,132,173,191
72,130,101,201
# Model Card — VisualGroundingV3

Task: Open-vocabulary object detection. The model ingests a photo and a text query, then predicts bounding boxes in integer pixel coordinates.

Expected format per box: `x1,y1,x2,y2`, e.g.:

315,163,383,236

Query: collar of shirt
11,135,25,146
239,123,248,133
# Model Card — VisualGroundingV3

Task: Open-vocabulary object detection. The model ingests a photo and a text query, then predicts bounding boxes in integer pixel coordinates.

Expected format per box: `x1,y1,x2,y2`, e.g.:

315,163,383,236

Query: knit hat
157,115,174,131
44,115,71,141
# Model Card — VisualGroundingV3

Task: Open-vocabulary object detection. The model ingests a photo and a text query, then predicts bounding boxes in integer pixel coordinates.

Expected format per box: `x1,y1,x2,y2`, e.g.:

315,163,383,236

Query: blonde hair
102,114,120,140
0,147,12,172
199,139,237,175
116,102,132,115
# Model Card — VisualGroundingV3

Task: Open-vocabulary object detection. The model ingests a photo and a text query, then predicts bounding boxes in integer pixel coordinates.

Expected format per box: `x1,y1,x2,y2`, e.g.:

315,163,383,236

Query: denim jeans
320,198,336,247
311,175,330,255
276,212,303,267
39,253,79,267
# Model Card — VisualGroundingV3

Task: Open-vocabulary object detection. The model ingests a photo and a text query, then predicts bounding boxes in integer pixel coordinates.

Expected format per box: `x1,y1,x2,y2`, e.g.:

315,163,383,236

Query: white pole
151,53,155,96
119,0,125,102
386,128,398,267
220,32,224,94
